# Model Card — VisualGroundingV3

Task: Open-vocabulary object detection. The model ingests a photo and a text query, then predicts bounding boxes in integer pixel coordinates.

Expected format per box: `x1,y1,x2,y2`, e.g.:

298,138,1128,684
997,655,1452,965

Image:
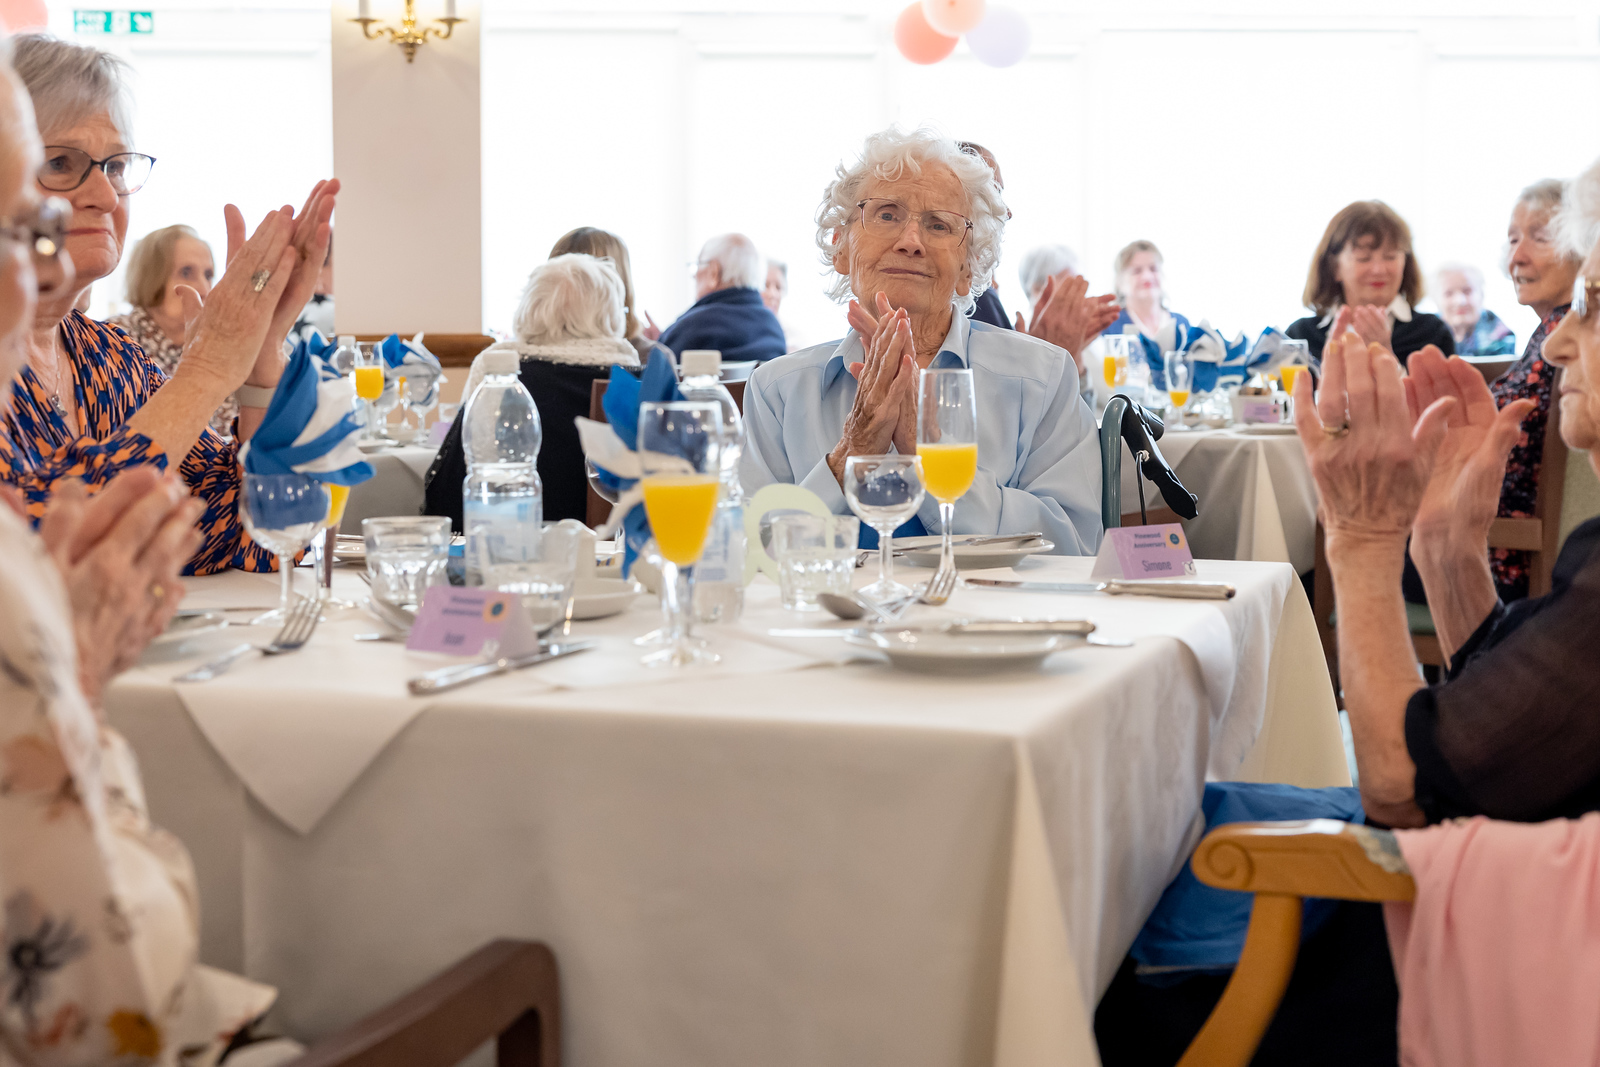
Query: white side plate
845,629,1083,674
891,535,1055,570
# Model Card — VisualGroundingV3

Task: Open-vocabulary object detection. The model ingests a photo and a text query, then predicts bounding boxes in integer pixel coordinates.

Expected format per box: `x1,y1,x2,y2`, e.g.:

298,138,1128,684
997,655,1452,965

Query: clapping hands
1014,272,1121,373
828,292,919,482
1330,304,1394,354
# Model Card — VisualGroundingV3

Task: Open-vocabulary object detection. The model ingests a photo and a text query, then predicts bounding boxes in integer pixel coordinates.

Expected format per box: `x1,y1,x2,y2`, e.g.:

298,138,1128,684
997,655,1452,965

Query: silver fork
918,542,958,606
173,595,322,682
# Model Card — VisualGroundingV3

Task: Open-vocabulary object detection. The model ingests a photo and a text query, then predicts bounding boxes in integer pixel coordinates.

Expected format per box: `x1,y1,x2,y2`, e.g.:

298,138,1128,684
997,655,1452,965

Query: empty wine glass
638,401,723,667
400,370,440,444
844,454,925,602
241,473,329,626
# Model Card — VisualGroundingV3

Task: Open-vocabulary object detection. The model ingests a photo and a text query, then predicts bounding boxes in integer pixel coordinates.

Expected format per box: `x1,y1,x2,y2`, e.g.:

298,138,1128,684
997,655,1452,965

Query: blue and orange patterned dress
0,311,276,575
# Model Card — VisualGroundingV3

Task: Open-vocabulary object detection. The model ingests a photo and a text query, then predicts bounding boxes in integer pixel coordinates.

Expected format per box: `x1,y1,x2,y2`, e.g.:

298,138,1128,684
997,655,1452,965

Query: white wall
42,1,332,321
483,0,1600,353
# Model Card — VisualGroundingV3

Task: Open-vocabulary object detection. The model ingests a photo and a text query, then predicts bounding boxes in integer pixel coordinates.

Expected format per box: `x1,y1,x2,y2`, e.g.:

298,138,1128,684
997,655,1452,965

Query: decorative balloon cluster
895,0,1030,68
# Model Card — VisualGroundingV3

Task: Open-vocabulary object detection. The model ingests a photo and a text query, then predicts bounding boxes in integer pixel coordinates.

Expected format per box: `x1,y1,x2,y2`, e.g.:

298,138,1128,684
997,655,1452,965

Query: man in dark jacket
659,233,787,362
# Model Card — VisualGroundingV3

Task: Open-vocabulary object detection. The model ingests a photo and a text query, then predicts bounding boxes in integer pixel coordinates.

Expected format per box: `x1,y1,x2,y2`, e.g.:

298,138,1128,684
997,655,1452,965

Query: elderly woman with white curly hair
741,127,1103,553
425,252,639,528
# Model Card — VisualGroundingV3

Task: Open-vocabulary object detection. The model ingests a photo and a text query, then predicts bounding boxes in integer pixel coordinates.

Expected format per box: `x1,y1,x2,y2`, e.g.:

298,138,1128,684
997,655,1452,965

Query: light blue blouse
740,313,1104,555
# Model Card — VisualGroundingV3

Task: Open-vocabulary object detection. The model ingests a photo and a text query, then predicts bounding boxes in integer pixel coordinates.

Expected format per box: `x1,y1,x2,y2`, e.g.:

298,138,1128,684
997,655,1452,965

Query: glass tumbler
362,516,451,613
771,514,859,611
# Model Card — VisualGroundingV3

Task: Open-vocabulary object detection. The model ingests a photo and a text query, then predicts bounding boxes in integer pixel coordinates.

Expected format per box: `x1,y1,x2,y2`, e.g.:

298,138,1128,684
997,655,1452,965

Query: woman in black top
424,253,640,529
1286,200,1455,364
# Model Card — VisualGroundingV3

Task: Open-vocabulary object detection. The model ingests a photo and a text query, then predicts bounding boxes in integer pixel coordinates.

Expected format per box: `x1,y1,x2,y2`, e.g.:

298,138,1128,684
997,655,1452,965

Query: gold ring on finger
1322,421,1351,439
149,582,166,601
251,270,272,293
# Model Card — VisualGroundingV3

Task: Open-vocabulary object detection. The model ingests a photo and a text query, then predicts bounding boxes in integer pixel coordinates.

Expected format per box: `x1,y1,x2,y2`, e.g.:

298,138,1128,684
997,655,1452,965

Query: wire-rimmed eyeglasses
38,146,156,196
855,198,972,247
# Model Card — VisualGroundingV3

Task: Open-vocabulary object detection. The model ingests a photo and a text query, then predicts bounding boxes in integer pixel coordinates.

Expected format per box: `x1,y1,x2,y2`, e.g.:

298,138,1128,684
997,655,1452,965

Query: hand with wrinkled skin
1349,304,1394,352
1013,272,1120,374
847,292,920,455
829,293,918,484
29,468,204,711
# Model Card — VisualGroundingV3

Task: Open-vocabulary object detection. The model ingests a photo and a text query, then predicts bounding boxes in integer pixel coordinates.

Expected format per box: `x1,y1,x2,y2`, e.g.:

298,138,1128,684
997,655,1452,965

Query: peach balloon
894,3,958,65
0,0,47,31
921,0,986,37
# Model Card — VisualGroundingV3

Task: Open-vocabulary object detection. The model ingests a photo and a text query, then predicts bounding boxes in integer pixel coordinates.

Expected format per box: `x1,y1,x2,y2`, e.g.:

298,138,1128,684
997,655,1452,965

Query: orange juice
1169,389,1190,407
353,366,385,401
1103,354,1119,387
642,475,720,566
917,442,978,503
1279,365,1305,397
323,483,351,528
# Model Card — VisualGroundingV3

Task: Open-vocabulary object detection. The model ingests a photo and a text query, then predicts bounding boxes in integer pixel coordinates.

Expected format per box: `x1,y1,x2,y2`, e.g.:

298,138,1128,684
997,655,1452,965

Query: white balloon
966,6,1031,68
920,0,985,38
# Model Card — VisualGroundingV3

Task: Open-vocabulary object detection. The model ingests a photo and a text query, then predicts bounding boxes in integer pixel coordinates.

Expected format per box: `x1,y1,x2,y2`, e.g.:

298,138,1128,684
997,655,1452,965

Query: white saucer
845,628,1082,674
571,577,641,620
152,611,228,645
1233,423,1298,435
891,534,1055,570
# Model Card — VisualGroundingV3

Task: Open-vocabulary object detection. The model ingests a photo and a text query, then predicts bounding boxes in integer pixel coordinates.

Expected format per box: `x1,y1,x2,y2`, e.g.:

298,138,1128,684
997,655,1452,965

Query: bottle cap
680,350,721,378
482,350,520,376
338,334,356,347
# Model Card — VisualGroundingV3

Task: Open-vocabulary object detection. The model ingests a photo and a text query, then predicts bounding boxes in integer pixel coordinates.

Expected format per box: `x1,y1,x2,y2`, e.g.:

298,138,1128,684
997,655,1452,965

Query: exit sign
74,10,154,35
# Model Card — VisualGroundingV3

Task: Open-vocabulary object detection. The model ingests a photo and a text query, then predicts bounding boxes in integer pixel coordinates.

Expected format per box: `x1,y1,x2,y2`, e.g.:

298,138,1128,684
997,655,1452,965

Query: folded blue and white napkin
377,333,445,380
240,337,375,525
574,349,681,576
1245,327,1318,376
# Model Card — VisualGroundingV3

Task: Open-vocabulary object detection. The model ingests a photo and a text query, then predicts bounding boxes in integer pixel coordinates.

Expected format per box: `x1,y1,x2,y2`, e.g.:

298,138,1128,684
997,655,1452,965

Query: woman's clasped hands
828,292,920,483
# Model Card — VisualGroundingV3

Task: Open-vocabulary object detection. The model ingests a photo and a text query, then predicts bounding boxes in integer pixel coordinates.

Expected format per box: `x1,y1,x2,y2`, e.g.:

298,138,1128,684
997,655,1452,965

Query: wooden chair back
287,939,560,1067
1176,822,1414,1067
352,333,495,368
583,378,748,528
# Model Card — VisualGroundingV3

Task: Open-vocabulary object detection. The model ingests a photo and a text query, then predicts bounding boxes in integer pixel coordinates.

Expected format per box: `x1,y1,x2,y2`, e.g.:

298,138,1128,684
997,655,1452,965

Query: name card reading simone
1090,523,1197,581
406,587,543,659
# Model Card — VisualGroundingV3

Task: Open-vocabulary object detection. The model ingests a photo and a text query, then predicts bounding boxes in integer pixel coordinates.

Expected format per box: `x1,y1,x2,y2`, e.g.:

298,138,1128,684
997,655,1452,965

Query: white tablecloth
108,556,1346,1067
1119,427,1318,573
338,445,438,532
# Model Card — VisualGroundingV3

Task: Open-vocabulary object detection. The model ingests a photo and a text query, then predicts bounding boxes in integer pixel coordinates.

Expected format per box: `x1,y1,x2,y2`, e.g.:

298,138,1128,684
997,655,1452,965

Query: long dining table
108,554,1347,1067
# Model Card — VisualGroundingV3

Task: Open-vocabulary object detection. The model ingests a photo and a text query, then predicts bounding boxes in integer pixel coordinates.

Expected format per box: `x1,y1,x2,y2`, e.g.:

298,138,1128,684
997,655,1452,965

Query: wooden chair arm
1176,822,1413,1067
1192,819,1415,902
286,939,560,1067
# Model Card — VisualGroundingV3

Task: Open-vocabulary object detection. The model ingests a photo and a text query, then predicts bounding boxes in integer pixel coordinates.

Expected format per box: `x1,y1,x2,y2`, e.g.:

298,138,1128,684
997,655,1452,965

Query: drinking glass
771,514,859,610
241,473,329,626
311,484,357,610
481,522,581,632
399,370,440,444
843,454,925,602
916,368,978,576
372,372,401,442
1164,350,1195,428
351,343,386,442
362,516,451,613
638,401,723,667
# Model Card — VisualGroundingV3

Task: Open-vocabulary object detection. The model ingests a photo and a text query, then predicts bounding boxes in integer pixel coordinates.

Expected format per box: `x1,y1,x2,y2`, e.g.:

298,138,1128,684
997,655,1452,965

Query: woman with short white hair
1018,243,1079,308
425,253,639,527
742,126,1103,555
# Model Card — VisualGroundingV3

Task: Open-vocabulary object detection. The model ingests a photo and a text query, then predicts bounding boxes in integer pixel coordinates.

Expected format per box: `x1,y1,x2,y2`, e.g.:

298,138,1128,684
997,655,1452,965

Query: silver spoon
818,591,916,622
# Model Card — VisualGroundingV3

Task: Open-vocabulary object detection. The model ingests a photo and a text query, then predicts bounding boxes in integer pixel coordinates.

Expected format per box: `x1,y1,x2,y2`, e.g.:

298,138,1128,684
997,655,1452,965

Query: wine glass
372,372,401,443
310,483,357,611
241,473,329,626
400,370,440,444
844,454,925,602
916,368,978,581
638,401,723,667
351,343,385,443
1164,350,1195,429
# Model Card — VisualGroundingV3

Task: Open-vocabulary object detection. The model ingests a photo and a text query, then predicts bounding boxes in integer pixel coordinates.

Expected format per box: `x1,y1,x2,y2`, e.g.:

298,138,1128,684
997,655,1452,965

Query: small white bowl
571,577,641,620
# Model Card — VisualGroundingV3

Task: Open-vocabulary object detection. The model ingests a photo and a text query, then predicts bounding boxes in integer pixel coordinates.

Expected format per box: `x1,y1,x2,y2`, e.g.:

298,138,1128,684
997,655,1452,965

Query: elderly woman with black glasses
741,127,1103,553
0,34,335,574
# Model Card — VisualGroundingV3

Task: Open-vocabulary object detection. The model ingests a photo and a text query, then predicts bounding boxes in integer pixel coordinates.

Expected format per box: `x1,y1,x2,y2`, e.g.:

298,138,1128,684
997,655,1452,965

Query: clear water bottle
678,350,746,623
329,334,358,376
462,350,543,587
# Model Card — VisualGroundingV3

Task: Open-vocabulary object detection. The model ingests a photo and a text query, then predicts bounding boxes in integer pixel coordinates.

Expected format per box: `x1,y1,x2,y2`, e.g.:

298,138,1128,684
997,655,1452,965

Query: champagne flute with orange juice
1163,350,1195,430
310,483,357,609
638,401,724,668
916,368,978,583
352,343,385,443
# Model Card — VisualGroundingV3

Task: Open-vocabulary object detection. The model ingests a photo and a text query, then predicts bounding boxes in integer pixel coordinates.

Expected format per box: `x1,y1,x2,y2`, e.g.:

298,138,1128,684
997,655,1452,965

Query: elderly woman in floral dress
740,127,1103,553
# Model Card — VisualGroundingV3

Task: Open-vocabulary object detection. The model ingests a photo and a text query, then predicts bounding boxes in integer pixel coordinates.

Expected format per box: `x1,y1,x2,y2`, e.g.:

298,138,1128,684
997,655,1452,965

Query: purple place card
1090,523,1198,581
405,587,542,658
1239,398,1280,424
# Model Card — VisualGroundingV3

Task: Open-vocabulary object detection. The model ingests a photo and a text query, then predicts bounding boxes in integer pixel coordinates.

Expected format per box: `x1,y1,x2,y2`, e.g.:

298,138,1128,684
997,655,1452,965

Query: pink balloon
894,4,958,65
920,0,986,38
0,0,47,32
966,6,1031,68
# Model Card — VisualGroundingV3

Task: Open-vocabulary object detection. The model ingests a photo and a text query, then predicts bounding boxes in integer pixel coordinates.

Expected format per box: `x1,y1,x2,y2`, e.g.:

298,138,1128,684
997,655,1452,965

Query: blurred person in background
658,232,786,362
1435,262,1514,357
1287,200,1454,363
425,253,639,529
109,223,236,437
955,140,1013,330
764,257,808,352
1102,239,1191,353
547,225,670,363
1019,243,1079,309
1015,242,1118,382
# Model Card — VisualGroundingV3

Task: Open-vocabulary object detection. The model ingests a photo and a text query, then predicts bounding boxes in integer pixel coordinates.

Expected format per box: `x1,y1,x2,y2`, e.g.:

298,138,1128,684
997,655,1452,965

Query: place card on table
1090,523,1197,580
406,587,543,658
1236,396,1281,424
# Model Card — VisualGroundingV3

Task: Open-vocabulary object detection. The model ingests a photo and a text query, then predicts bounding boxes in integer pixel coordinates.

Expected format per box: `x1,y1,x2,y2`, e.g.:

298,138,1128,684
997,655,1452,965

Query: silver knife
962,578,1236,600
407,640,597,695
